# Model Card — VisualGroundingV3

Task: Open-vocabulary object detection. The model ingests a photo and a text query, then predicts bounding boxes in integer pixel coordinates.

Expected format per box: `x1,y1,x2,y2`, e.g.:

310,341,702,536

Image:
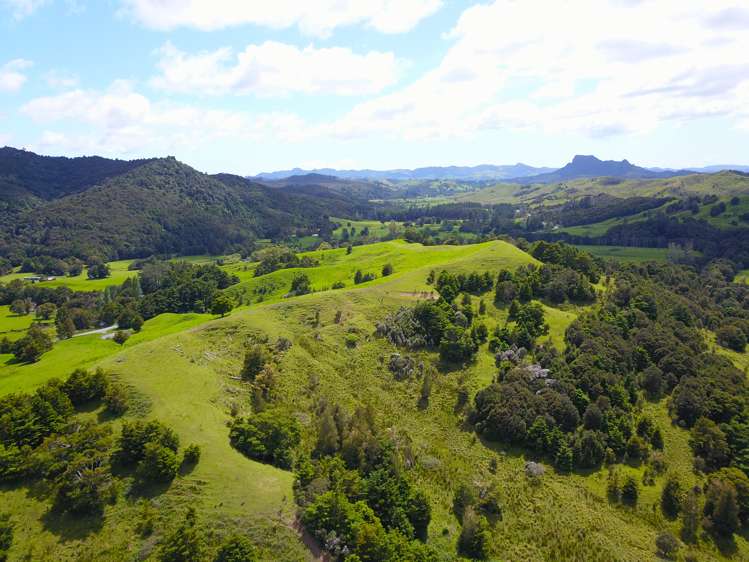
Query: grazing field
0,259,139,291
735,269,749,284
573,245,671,263
331,216,394,240
0,305,35,342
0,312,210,395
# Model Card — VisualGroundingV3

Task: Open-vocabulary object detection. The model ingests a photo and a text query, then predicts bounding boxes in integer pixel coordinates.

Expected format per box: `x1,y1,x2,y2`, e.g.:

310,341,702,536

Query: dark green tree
214,535,258,562
158,508,206,562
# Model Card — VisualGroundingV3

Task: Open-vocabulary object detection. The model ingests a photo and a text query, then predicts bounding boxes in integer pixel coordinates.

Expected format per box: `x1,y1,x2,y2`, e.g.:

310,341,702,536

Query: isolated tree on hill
290,273,311,295
113,330,130,346
382,263,393,277
210,293,235,317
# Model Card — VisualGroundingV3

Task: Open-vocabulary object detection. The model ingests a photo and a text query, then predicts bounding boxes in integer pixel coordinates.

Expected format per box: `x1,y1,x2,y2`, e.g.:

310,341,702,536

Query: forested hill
0,155,366,260
0,146,153,202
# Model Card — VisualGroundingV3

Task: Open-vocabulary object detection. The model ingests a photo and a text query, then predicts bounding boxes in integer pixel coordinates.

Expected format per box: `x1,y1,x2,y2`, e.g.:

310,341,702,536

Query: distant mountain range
255,156,743,183
508,155,695,184
253,163,555,182
685,165,749,174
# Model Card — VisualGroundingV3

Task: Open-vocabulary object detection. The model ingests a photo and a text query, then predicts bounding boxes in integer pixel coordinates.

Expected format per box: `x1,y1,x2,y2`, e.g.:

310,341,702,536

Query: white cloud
19,81,302,156
0,59,32,92
1,0,49,19
299,0,749,141
120,0,441,36
151,41,401,97
44,70,79,89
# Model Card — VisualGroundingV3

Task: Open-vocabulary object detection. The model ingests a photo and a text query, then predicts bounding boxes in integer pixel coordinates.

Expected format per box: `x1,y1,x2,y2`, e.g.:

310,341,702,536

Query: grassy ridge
225,239,537,305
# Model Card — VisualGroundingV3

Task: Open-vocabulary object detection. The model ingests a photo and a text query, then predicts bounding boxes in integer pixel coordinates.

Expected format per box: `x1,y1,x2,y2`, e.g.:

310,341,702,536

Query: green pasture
574,245,671,263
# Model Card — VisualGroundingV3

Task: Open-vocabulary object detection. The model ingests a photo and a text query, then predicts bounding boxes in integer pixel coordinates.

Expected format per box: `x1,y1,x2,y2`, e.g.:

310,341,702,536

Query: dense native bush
473,259,749,478
297,403,436,561
229,411,301,469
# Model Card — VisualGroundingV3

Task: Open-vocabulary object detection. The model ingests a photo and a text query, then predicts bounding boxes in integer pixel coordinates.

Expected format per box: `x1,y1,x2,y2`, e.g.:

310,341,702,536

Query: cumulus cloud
20,81,276,155
0,59,32,92
120,0,441,36
303,0,749,141
151,41,401,97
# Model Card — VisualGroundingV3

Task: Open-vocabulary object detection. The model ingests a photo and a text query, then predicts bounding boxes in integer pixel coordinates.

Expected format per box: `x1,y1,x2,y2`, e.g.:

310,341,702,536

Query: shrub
210,293,235,317
655,531,679,559
214,535,259,562
703,479,740,537
381,263,393,277
63,368,108,406
13,325,53,363
621,476,639,506
660,474,682,518
241,345,270,381
0,513,13,562
104,382,129,415
117,307,144,332
116,420,179,465
183,444,201,465
53,454,114,515
626,435,649,462
113,330,130,345
457,509,491,560
158,508,206,562
290,273,312,296
229,411,301,469
138,442,179,483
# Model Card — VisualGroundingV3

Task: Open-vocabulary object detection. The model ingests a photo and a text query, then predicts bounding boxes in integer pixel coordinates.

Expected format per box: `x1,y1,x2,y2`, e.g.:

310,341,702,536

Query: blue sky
2,0,749,174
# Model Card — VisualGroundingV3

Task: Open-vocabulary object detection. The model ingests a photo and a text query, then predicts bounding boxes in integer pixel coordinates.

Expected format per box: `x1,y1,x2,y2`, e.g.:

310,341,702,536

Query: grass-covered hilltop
1,150,749,562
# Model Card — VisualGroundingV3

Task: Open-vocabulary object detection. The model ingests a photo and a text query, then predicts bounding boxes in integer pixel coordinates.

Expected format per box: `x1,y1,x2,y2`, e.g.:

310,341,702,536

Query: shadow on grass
127,479,173,500
179,460,198,477
41,508,104,540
